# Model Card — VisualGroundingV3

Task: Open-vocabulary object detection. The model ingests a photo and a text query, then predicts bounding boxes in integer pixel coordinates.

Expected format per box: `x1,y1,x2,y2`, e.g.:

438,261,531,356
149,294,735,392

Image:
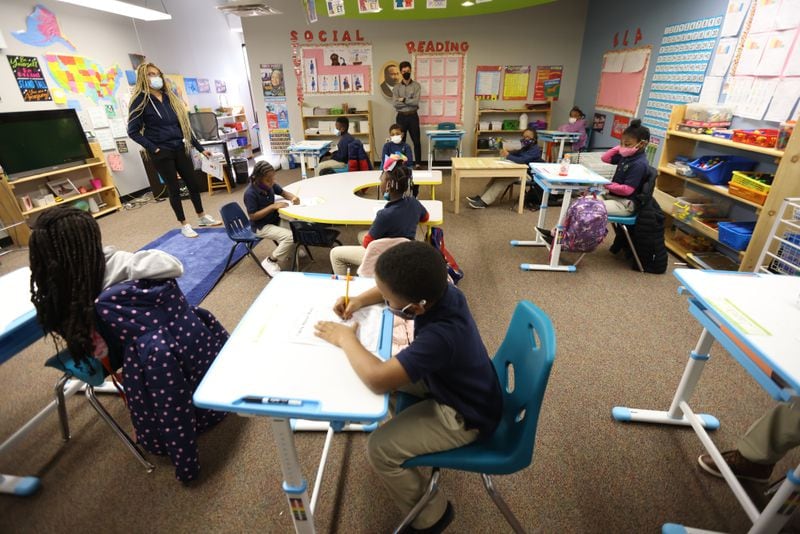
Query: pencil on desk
345,267,351,308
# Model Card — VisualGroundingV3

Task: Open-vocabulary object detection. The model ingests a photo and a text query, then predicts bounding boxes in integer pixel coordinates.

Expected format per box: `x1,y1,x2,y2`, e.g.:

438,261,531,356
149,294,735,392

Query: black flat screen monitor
0,109,94,180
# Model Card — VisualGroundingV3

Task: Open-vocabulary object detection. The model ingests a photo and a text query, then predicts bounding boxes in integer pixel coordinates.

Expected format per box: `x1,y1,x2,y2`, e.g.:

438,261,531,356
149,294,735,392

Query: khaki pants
329,230,369,275
481,178,518,205
315,159,345,175
739,402,800,464
367,381,479,529
602,194,635,216
255,223,294,264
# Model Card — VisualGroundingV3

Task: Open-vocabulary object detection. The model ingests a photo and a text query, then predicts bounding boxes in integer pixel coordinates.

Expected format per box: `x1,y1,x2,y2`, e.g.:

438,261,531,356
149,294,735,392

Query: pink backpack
561,195,608,253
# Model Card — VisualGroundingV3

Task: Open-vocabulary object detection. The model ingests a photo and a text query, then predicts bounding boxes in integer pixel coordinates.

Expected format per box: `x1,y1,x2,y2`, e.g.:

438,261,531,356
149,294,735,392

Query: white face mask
568,117,578,124
390,135,402,144
149,76,164,90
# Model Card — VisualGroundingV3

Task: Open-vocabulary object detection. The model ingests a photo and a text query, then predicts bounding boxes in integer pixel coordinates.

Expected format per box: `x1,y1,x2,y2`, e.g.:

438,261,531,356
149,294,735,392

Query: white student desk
511,163,609,272
450,157,529,214
613,270,800,534
279,170,443,226
288,140,333,180
537,130,583,162
424,129,465,171
193,272,393,534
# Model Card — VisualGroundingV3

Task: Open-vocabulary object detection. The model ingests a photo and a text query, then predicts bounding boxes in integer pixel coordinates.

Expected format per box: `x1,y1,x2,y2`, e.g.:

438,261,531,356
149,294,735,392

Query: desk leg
519,190,578,272
454,171,461,214
270,418,316,534
510,188,549,247
612,328,719,429
300,154,308,180
557,139,566,162
516,172,525,214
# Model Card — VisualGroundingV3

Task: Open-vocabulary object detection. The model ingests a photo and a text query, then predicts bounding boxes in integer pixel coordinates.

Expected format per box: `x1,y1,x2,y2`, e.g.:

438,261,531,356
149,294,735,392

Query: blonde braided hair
129,63,194,151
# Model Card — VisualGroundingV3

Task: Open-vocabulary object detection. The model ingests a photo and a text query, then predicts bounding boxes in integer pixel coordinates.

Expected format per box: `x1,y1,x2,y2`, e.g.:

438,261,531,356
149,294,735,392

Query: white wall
242,0,589,158
0,0,254,196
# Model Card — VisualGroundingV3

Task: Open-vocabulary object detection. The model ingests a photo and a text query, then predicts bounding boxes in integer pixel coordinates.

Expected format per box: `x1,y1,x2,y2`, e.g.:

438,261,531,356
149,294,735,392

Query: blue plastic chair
219,202,270,277
394,300,556,534
430,122,461,167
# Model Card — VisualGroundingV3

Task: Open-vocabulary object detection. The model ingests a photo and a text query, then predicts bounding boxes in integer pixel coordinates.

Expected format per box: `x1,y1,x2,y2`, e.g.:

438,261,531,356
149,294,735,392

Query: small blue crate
688,155,757,185
718,221,757,251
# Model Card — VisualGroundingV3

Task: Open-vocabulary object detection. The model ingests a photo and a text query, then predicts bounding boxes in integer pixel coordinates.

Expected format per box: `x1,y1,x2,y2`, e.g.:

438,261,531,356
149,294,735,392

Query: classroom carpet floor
1,167,798,534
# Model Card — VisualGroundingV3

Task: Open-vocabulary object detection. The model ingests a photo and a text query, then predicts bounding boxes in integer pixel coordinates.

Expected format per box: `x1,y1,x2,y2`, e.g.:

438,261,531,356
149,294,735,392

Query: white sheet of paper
721,0,751,36
764,78,800,122
431,78,444,96
785,39,800,76
419,78,431,95
699,76,724,104
76,110,92,132
444,99,458,116
430,58,445,77
445,57,460,76
94,128,115,151
750,0,781,32
736,32,769,75
622,49,649,73
738,77,779,119
755,29,796,76
202,157,224,179
445,78,458,96
416,58,430,77
109,118,127,138
727,76,754,110
88,107,109,129
419,100,430,116
710,37,738,77
290,304,383,353
602,52,625,73
429,99,444,116
776,0,800,29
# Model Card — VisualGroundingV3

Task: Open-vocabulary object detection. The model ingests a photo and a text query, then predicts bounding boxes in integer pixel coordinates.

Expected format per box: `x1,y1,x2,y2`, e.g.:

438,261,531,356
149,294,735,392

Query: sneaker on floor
261,257,281,277
697,450,774,483
404,501,454,534
197,214,222,227
468,198,488,209
414,164,422,170
181,224,198,238
298,248,308,259
466,195,481,203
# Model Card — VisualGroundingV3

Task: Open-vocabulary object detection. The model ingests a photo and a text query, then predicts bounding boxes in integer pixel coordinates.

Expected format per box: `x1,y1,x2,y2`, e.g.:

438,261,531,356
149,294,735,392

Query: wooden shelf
477,129,527,133
658,166,764,210
300,101,375,163
8,160,105,186
666,130,784,158
305,132,369,137
664,236,705,268
302,113,369,118
476,148,499,153
21,186,116,216
477,106,549,114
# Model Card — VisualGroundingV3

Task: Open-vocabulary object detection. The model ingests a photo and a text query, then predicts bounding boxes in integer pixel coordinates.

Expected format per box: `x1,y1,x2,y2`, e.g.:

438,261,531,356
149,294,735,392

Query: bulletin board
301,44,372,95
414,53,465,125
594,46,652,117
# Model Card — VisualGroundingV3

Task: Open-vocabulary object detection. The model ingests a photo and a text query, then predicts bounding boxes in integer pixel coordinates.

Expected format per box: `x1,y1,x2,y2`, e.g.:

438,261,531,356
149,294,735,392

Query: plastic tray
688,155,758,185
730,171,774,194
728,182,768,206
672,195,728,221
718,221,757,251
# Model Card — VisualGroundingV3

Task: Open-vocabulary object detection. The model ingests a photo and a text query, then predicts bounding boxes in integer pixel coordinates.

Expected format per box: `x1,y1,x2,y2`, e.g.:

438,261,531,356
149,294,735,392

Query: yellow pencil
344,267,351,308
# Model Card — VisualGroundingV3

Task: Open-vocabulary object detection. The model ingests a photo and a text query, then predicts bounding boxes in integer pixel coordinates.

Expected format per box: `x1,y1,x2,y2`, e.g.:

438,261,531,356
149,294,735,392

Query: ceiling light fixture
462,1,475,5
57,0,171,21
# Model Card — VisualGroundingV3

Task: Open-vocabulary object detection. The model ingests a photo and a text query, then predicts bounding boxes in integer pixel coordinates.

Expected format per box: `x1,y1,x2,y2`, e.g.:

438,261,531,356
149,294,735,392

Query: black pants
151,148,204,223
396,111,421,167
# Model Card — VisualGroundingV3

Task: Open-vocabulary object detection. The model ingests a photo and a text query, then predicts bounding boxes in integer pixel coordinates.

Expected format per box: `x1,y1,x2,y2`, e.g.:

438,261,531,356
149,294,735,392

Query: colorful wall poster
427,0,447,8
215,80,227,93
379,61,402,99
327,0,345,17
414,53,465,125
12,4,75,50
197,79,211,93
475,66,502,100
592,112,607,132
44,55,122,104
164,74,190,108
184,77,199,95
301,45,372,95
266,98,290,129
358,0,382,13
502,65,530,100
303,0,318,24
534,65,563,101
7,55,52,102
261,63,286,97
394,0,415,9
610,114,630,139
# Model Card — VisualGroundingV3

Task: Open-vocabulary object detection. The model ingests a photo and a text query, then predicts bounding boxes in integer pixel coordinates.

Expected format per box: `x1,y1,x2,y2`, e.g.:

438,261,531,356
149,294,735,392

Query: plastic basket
672,196,727,221
687,155,758,185
771,232,800,275
718,221,757,251
730,171,774,194
728,182,768,206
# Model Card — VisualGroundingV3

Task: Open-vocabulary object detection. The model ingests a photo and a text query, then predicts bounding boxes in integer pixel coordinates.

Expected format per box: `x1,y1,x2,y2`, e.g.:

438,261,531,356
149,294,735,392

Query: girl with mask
381,123,415,195
600,119,651,216
467,128,543,209
557,106,588,152
127,63,220,238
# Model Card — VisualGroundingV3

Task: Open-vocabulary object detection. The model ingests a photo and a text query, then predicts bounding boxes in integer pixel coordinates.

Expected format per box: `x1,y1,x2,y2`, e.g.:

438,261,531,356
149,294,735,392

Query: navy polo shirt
608,151,649,195
243,183,284,230
367,196,428,242
396,285,503,437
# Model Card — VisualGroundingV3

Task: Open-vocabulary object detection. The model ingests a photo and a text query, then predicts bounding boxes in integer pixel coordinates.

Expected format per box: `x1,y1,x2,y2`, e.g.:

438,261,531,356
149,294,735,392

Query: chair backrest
437,122,456,130
289,221,341,247
219,202,253,239
486,300,556,473
189,112,220,141
357,237,410,277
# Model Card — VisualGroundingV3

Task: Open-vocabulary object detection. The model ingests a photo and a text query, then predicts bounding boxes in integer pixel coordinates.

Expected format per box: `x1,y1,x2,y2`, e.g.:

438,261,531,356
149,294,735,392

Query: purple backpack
561,195,608,253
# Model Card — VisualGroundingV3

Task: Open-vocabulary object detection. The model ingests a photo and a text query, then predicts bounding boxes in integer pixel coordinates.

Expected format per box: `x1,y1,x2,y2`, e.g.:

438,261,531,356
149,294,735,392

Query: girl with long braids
329,155,429,276
29,207,228,482
127,62,221,238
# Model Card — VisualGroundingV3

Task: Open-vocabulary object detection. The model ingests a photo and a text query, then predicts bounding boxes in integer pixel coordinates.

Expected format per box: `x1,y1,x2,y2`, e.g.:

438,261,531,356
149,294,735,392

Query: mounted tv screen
0,109,94,180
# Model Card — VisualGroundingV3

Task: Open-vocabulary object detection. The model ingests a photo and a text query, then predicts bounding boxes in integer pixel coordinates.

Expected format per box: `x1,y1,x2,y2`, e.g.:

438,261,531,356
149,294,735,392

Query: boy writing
315,241,503,533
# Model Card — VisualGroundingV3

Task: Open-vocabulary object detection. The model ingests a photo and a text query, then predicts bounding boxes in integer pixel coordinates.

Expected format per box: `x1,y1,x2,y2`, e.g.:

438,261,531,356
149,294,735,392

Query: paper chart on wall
785,39,800,76
776,0,800,29
87,106,109,129
430,78,444,96
445,78,458,96
419,100,430,116
445,57,459,76
109,118,127,138
750,0,781,33
721,0,751,36
429,99,444,116
755,29,796,76
699,76,725,104
764,77,800,121
444,100,457,116
76,110,92,132
737,78,779,119
416,58,430,77
94,128,116,151
419,78,431,95
736,32,769,75
430,58,445,77
710,38,738,77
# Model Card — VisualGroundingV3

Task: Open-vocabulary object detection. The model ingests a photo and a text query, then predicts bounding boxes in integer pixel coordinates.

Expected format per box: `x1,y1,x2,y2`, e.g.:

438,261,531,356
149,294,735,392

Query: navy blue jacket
127,93,204,154
332,132,355,163
381,141,414,166
505,142,543,165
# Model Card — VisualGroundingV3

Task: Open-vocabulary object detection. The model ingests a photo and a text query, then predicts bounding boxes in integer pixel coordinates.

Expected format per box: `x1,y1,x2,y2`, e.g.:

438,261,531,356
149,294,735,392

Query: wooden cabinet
0,142,121,246
301,101,376,163
473,99,551,156
654,104,800,271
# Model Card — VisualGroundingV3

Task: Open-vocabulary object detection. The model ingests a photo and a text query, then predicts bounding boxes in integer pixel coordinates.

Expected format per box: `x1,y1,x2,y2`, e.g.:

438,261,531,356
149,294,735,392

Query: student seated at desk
28,207,228,482
599,119,650,216
467,128,543,209
698,402,800,483
244,161,300,277
329,158,429,276
315,116,355,176
315,241,503,533
557,106,588,152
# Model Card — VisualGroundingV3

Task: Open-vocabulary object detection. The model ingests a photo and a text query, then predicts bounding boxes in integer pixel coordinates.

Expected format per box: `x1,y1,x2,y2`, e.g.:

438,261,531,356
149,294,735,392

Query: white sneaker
261,257,281,277
181,224,198,238
197,214,222,227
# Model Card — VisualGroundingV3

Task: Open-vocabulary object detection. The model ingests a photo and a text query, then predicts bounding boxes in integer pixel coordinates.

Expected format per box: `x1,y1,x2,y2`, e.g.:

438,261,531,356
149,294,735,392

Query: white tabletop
280,171,443,226
537,130,583,140
674,269,800,391
288,140,332,153
529,163,610,185
0,268,35,336
193,272,391,421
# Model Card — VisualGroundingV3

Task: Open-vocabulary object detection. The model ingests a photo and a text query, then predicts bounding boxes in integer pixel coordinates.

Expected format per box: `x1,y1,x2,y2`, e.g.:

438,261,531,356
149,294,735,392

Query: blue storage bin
718,221,757,251
688,155,757,185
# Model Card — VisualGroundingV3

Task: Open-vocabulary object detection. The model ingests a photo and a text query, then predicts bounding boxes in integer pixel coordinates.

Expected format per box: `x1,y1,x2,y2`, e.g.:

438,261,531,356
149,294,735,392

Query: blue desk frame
425,130,465,171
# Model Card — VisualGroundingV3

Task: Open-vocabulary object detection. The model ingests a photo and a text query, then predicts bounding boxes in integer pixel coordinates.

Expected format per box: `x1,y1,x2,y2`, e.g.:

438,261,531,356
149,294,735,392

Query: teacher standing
392,61,422,169
127,62,221,238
